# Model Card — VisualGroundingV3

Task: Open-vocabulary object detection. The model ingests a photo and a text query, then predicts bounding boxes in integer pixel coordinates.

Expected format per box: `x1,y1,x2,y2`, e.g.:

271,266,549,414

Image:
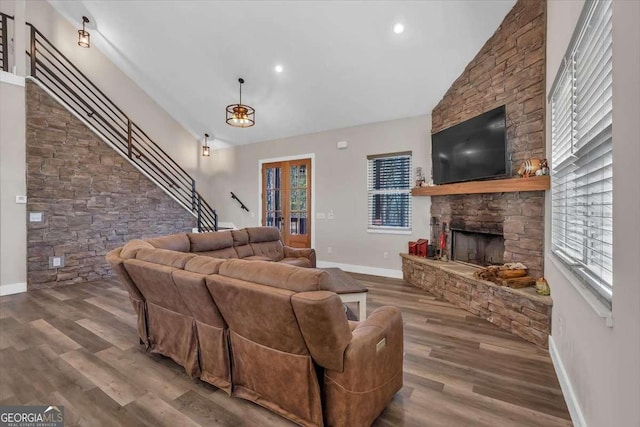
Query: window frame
549,0,613,307
366,151,412,235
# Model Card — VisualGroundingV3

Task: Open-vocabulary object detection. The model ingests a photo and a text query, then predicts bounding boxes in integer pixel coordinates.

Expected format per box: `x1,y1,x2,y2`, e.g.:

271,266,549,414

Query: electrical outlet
327,247,333,254
49,256,65,268
383,251,389,259
16,195,27,204
327,210,335,220
29,212,43,222
316,212,326,220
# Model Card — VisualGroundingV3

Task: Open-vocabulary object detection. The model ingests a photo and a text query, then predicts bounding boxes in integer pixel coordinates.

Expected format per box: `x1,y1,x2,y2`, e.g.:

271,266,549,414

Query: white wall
0,76,27,295
209,115,431,276
545,1,640,426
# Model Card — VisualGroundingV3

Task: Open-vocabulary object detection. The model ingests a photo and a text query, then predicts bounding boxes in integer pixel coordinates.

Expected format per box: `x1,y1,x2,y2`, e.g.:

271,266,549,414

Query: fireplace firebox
451,229,504,266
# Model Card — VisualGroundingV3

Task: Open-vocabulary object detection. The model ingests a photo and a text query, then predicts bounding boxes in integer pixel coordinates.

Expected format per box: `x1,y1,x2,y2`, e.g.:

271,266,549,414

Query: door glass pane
299,212,307,235
298,165,307,187
299,189,307,210
290,166,298,188
290,212,299,235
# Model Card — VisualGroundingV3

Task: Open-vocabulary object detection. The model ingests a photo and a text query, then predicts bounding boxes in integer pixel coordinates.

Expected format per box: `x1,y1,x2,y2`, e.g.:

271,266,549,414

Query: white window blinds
550,0,613,305
367,152,412,232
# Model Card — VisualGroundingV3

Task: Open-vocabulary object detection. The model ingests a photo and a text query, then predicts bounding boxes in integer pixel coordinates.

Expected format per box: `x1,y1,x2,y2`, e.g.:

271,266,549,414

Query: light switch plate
29,212,43,222
49,256,65,268
16,195,27,204
336,141,348,149
327,210,335,220
316,212,326,219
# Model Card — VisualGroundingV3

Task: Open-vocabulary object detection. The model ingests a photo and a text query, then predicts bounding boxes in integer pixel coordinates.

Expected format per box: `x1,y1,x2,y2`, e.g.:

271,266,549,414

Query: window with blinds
367,152,412,232
550,0,613,305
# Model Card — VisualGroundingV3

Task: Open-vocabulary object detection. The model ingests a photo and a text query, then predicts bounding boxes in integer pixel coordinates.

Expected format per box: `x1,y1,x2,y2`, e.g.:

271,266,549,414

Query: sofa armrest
330,306,403,382
283,246,316,268
323,306,403,426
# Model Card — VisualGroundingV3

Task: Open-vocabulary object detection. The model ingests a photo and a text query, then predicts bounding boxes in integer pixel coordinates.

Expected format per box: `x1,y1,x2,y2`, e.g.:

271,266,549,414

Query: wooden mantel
411,175,550,196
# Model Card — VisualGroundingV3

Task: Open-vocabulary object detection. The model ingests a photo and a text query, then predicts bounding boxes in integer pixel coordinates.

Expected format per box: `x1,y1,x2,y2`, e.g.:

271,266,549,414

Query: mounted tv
431,105,507,185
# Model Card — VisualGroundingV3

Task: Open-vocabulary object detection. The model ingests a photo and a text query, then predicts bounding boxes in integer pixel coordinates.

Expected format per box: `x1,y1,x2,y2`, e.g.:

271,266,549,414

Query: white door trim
258,153,315,249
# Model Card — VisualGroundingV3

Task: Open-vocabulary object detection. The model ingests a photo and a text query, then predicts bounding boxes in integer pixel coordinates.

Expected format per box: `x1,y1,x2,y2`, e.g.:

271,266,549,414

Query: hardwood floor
0,274,571,426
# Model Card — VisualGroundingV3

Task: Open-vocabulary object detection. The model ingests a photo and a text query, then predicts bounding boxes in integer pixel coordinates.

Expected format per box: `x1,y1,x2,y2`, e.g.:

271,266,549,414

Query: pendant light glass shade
78,16,90,48
226,78,255,128
202,133,211,157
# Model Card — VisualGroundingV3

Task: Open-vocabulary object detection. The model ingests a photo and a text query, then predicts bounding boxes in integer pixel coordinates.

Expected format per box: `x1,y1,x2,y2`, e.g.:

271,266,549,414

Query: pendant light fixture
78,16,90,48
226,78,255,128
202,133,211,157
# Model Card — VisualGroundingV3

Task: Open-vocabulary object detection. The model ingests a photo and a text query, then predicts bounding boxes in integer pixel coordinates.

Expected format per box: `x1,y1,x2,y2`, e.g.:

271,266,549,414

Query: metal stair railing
1,12,12,72
23,22,217,232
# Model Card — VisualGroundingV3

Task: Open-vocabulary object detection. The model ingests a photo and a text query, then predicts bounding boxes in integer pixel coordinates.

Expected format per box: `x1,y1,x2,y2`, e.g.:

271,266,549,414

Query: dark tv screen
432,105,507,185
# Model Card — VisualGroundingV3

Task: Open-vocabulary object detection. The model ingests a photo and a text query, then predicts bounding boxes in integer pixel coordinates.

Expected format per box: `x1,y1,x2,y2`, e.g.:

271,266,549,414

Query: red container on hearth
408,241,417,255
416,239,428,257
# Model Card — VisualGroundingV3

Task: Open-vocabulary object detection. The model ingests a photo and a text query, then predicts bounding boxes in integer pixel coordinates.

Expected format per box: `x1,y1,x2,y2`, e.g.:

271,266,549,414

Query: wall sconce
202,133,211,157
78,16,90,48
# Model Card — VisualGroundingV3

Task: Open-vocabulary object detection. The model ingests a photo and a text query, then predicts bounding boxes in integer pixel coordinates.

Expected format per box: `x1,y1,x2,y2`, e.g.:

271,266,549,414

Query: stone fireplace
431,192,544,278
401,0,549,347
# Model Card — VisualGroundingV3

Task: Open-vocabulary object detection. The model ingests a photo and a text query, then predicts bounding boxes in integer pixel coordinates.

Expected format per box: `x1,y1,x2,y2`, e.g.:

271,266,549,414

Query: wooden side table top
319,268,368,294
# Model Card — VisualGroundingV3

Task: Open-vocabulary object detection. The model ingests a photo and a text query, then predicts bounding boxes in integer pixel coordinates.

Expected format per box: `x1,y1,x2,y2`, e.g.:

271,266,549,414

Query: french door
261,158,311,248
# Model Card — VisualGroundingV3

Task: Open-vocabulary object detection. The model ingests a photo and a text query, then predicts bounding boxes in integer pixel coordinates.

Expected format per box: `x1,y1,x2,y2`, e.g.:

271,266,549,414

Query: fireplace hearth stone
401,254,552,347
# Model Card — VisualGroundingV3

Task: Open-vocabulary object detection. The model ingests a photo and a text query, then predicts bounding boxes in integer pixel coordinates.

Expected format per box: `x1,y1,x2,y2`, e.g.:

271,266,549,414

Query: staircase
2,13,217,232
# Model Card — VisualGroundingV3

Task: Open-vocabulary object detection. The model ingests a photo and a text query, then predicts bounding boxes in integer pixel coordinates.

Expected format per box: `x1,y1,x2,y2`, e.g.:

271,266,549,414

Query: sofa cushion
198,248,239,259
291,291,352,371
244,255,272,262
188,231,234,253
280,257,313,268
146,233,190,252
184,256,226,275
120,239,154,259
136,248,195,269
246,226,281,243
231,229,254,258
219,259,332,292
250,240,285,261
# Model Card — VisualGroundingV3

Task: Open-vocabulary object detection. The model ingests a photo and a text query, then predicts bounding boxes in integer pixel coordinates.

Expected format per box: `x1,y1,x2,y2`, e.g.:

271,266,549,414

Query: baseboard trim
0,282,27,296
549,335,587,427
316,261,403,279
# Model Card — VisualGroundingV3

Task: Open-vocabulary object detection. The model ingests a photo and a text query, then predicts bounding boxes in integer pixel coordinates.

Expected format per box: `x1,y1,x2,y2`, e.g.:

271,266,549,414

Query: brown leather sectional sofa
106,227,403,427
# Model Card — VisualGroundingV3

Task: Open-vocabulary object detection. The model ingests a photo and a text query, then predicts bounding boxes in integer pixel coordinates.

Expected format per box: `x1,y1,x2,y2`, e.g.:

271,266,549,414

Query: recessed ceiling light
393,23,405,34
274,64,284,73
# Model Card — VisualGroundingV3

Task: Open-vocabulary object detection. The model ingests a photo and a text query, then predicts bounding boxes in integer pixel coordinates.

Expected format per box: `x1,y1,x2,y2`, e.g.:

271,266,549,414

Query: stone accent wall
402,255,551,347
431,0,546,172
432,191,544,278
26,82,196,290
429,0,546,277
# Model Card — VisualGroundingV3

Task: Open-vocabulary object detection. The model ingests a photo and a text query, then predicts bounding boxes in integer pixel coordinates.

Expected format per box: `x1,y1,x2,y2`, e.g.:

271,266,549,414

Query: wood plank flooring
0,274,571,426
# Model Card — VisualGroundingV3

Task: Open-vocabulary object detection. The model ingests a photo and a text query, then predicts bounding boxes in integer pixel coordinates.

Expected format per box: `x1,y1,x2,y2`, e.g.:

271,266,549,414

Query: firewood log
498,276,536,289
497,269,528,279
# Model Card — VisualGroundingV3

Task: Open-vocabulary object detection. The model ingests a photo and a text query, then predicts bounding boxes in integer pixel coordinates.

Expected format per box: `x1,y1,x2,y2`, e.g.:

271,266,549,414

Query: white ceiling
49,1,515,147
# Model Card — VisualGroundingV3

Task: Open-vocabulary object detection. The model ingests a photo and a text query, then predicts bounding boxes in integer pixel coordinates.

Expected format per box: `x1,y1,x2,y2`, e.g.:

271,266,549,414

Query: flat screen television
431,105,507,185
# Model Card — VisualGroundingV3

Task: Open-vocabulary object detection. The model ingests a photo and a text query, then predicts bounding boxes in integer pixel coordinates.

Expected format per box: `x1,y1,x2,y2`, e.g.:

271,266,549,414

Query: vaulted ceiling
49,1,515,147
